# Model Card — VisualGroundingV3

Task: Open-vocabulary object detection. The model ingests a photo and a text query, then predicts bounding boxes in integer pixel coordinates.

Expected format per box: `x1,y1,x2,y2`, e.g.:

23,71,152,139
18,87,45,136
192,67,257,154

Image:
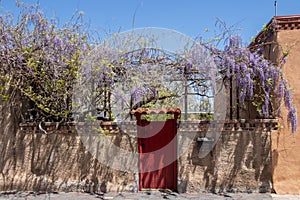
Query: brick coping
19,119,278,135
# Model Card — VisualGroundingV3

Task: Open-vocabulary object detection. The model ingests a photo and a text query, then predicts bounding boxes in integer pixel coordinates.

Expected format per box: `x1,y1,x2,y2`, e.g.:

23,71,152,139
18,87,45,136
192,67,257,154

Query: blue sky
1,0,300,45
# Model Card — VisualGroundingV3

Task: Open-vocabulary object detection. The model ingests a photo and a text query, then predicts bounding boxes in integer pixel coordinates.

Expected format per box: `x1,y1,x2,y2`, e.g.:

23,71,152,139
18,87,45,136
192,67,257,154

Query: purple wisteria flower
210,34,297,133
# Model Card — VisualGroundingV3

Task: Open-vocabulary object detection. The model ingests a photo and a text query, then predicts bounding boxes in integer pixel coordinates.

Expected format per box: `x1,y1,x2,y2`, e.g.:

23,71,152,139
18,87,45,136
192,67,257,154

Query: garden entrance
133,108,181,191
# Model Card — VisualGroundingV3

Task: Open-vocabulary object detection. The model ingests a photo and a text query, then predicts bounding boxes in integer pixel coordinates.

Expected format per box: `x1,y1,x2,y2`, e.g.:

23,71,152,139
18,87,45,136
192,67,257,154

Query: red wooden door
137,118,178,191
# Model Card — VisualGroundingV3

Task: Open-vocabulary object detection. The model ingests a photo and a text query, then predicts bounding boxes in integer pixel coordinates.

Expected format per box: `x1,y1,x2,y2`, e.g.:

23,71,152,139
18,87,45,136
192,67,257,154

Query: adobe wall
0,123,137,192
0,119,277,193
177,120,276,193
271,29,300,194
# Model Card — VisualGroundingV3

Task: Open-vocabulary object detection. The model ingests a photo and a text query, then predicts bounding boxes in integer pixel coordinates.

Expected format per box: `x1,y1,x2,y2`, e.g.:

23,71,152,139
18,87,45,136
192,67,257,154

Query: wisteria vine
0,2,297,133
0,3,90,122
211,35,297,133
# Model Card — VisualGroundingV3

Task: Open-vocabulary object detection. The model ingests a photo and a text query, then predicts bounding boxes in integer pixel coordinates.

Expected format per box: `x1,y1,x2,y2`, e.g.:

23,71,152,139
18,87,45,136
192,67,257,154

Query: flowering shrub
0,3,90,122
211,34,297,133
0,3,297,133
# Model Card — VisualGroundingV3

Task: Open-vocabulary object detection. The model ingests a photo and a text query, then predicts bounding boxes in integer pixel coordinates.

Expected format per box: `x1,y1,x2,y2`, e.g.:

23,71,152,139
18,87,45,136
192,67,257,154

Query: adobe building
250,15,300,194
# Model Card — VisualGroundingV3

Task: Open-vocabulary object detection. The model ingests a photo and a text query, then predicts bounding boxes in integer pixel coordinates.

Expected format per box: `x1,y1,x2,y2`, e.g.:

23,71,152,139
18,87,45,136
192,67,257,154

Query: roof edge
249,14,300,48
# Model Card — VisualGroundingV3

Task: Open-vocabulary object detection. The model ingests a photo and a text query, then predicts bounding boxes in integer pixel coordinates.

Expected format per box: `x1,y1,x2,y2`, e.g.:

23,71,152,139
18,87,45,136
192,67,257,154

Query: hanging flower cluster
0,4,90,121
212,35,297,133
0,3,297,134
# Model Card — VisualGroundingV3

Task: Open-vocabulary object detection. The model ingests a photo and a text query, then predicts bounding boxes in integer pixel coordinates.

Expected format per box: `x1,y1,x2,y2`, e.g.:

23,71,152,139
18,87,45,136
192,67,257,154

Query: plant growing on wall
0,2,91,122
73,30,218,122
208,26,297,133
0,2,297,133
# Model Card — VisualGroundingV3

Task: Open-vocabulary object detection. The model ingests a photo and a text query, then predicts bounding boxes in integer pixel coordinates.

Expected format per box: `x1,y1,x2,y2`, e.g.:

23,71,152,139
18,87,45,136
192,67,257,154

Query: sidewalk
271,194,300,200
0,191,300,200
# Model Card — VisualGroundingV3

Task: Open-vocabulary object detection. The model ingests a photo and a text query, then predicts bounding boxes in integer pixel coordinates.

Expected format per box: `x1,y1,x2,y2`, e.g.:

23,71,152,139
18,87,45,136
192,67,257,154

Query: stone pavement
0,191,299,200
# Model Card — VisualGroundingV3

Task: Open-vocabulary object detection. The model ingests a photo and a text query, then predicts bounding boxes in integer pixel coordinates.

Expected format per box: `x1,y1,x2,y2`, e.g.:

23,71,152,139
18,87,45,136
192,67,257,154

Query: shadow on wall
196,131,272,192
0,100,137,193
0,95,277,194
188,130,273,193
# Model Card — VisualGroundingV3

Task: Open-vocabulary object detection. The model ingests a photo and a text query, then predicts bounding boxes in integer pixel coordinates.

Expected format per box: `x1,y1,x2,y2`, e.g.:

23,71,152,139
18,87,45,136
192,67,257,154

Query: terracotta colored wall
0,125,137,192
0,120,276,193
0,92,277,193
271,29,300,194
178,120,275,193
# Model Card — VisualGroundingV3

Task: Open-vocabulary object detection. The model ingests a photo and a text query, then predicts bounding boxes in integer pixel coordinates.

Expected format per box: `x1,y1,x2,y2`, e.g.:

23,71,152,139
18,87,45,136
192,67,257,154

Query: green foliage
1,2,296,133
141,114,175,122
84,115,97,122
0,2,92,121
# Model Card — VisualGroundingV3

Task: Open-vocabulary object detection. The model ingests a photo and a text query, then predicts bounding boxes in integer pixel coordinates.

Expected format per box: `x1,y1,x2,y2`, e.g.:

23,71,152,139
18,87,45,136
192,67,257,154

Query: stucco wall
0,119,276,193
0,124,137,192
178,120,275,193
271,29,300,194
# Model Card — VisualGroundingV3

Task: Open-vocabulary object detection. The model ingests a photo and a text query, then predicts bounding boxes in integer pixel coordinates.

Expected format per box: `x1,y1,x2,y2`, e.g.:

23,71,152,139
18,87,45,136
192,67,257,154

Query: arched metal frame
94,47,214,121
